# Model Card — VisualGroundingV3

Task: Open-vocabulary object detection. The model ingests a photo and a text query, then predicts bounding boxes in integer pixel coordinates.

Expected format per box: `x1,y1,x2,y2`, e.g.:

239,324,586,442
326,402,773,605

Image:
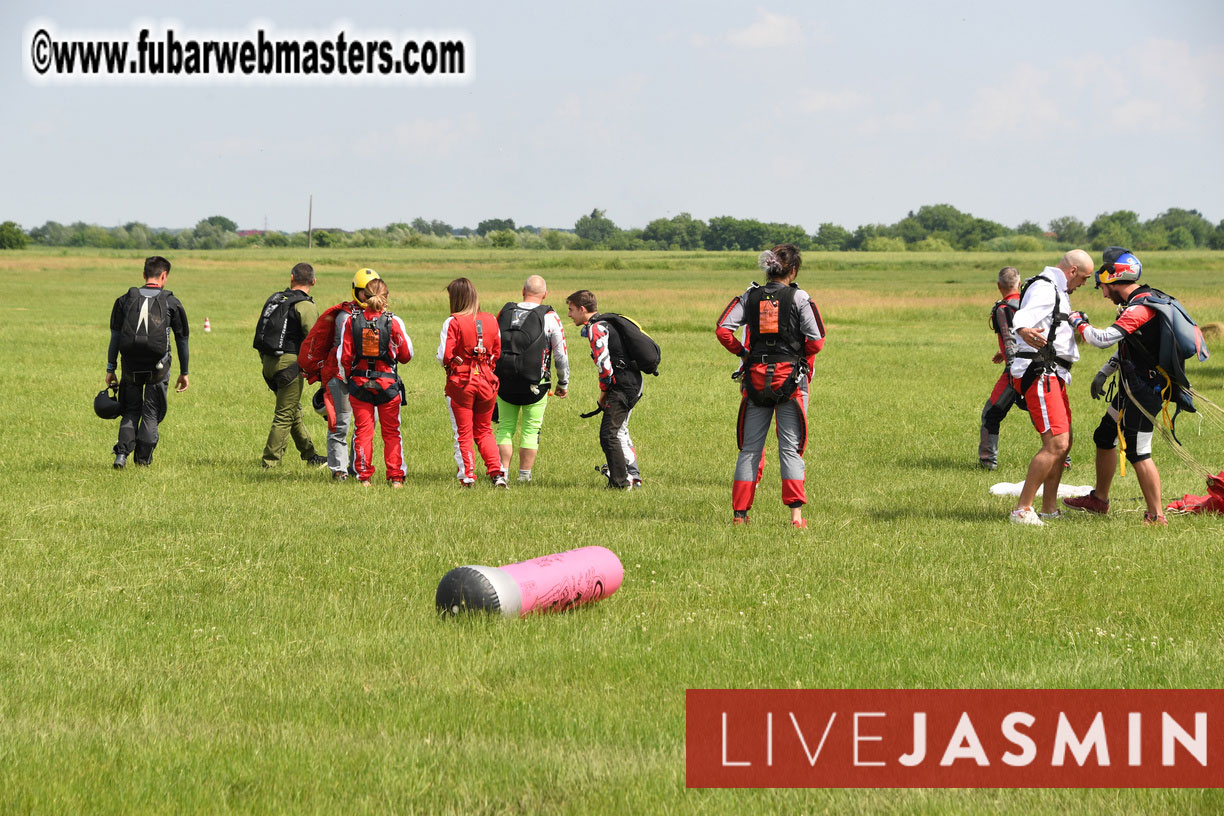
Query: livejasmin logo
685,690,1224,788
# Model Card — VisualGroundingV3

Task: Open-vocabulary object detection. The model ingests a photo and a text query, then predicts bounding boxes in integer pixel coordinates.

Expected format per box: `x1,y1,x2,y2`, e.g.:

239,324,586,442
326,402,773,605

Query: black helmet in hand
94,384,121,419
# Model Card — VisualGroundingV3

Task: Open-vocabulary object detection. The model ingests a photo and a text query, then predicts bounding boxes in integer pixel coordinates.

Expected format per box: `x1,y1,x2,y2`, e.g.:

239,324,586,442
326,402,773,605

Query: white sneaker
493,474,508,489
1038,509,1063,521
1009,507,1044,526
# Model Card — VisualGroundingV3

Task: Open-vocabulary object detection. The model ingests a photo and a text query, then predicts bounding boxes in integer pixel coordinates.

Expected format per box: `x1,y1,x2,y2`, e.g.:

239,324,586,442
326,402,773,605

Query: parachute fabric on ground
989,481,1092,499
1166,472,1224,515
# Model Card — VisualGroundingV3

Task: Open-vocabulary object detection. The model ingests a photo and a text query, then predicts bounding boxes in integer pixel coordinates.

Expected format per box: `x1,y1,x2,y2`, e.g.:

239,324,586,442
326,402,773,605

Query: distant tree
1133,226,1169,251
812,222,851,251
737,219,772,251
606,227,645,251
764,222,811,250
410,217,432,234
263,232,289,247
848,223,889,251
428,219,453,237
489,229,518,248
1048,216,1087,245
192,220,232,249
313,230,334,248
201,215,238,233
957,217,1008,250
0,221,28,249
912,236,955,252
29,221,68,245
641,212,707,250
703,216,771,251
541,229,578,250
1016,220,1044,237
123,222,154,248
703,216,741,251
574,209,619,245
67,223,113,247
641,217,674,248
887,204,1002,249
910,203,970,235
1210,220,1224,251
1145,208,1213,247
863,236,907,252
1087,210,1140,250
476,218,515,236
1166,226,1196,249
108,226,133,249
893,214,927,244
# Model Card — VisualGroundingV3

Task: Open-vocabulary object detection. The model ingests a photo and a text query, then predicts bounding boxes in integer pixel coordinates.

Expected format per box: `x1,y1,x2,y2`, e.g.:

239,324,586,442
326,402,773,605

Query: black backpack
253,289,313,356
118,287,172,360
742,284,806,406
495,302,553,384
347,311,402,405
597,313,661,376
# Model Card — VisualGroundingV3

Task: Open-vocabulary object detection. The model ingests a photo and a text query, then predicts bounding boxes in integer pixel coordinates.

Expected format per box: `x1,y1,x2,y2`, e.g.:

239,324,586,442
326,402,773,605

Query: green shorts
495,396,548,449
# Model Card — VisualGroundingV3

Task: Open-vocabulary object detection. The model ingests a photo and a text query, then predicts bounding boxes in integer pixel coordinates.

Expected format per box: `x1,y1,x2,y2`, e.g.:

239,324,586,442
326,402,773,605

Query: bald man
493,275,570,481
1008,249,1095,526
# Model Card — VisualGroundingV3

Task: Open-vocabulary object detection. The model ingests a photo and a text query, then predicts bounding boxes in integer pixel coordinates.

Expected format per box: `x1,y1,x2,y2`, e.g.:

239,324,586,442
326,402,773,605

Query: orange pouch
361,327,381,357
759,299,779,333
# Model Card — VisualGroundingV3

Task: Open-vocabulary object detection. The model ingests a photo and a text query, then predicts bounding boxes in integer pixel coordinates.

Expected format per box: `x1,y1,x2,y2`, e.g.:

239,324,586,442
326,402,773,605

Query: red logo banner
686,690,1223,788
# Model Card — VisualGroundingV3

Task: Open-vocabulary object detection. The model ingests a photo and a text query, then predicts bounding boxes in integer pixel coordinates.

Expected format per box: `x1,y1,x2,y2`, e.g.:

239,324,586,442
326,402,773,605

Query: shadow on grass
899,453,983,471
866,505,1007,523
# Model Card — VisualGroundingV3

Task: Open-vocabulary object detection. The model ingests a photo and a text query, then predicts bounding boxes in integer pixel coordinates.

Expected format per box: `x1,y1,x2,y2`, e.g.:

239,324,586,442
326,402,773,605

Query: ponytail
363,278,390,311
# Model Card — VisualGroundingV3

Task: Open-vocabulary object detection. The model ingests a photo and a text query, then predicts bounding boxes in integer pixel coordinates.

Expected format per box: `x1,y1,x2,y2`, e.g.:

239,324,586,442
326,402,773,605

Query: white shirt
1009,266,1080,382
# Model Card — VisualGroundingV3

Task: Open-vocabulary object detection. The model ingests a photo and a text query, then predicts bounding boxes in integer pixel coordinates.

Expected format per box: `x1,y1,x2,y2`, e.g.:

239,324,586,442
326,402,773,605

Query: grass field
1,247,1222,814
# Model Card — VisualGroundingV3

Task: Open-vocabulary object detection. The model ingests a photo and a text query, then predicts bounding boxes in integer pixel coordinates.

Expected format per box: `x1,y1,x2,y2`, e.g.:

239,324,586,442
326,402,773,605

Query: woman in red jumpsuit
336,278,414,486
436,278,505,487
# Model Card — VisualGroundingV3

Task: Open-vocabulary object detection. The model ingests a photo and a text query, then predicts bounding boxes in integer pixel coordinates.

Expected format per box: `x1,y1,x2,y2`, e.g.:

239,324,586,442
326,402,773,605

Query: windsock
203,317,211,333
436,545,623,618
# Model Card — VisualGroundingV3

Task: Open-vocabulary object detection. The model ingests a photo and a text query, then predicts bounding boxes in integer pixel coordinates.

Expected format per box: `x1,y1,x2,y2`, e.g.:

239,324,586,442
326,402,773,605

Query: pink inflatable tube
435,545,624,617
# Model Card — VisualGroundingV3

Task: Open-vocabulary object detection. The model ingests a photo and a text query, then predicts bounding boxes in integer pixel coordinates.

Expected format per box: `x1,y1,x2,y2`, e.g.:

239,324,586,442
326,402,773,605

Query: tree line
2,205,1222,251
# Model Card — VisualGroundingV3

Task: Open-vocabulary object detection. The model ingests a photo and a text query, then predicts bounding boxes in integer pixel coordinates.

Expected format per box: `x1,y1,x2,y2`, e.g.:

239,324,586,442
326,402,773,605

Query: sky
3,0,1222,234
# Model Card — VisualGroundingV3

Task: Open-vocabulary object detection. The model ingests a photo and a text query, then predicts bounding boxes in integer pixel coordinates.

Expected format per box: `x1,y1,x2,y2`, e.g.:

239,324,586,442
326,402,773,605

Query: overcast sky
3,0,1222,233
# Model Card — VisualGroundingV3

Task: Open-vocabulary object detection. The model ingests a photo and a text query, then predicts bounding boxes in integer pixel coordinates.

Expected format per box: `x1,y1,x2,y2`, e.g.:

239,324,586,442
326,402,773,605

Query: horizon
3,1,1222,233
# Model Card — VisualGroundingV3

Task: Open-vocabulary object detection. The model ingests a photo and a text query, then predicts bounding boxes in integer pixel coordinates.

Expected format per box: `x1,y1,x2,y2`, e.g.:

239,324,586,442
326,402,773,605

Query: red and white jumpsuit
717,282,825,512
437,312,503,484
336,309,414,482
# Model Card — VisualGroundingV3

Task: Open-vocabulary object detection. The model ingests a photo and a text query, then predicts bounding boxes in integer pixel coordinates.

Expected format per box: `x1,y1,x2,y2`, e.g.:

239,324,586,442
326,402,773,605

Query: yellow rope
1157,366,1174,431
1120,373,1211,479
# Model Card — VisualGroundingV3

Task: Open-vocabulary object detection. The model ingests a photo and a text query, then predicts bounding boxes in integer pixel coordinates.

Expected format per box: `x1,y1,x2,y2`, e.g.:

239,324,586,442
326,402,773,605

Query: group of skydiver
255,267,654,489
100,246,827,524
102,244,1203,528
978,247,1210,527
103,258,652,492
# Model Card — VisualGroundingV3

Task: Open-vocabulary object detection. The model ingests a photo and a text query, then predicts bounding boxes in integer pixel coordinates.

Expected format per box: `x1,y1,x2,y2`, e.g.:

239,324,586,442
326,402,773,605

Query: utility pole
307,194,313,249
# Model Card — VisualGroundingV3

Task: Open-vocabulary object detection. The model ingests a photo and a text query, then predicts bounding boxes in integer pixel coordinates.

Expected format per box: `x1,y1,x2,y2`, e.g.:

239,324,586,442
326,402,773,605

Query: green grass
1,248,1222,814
